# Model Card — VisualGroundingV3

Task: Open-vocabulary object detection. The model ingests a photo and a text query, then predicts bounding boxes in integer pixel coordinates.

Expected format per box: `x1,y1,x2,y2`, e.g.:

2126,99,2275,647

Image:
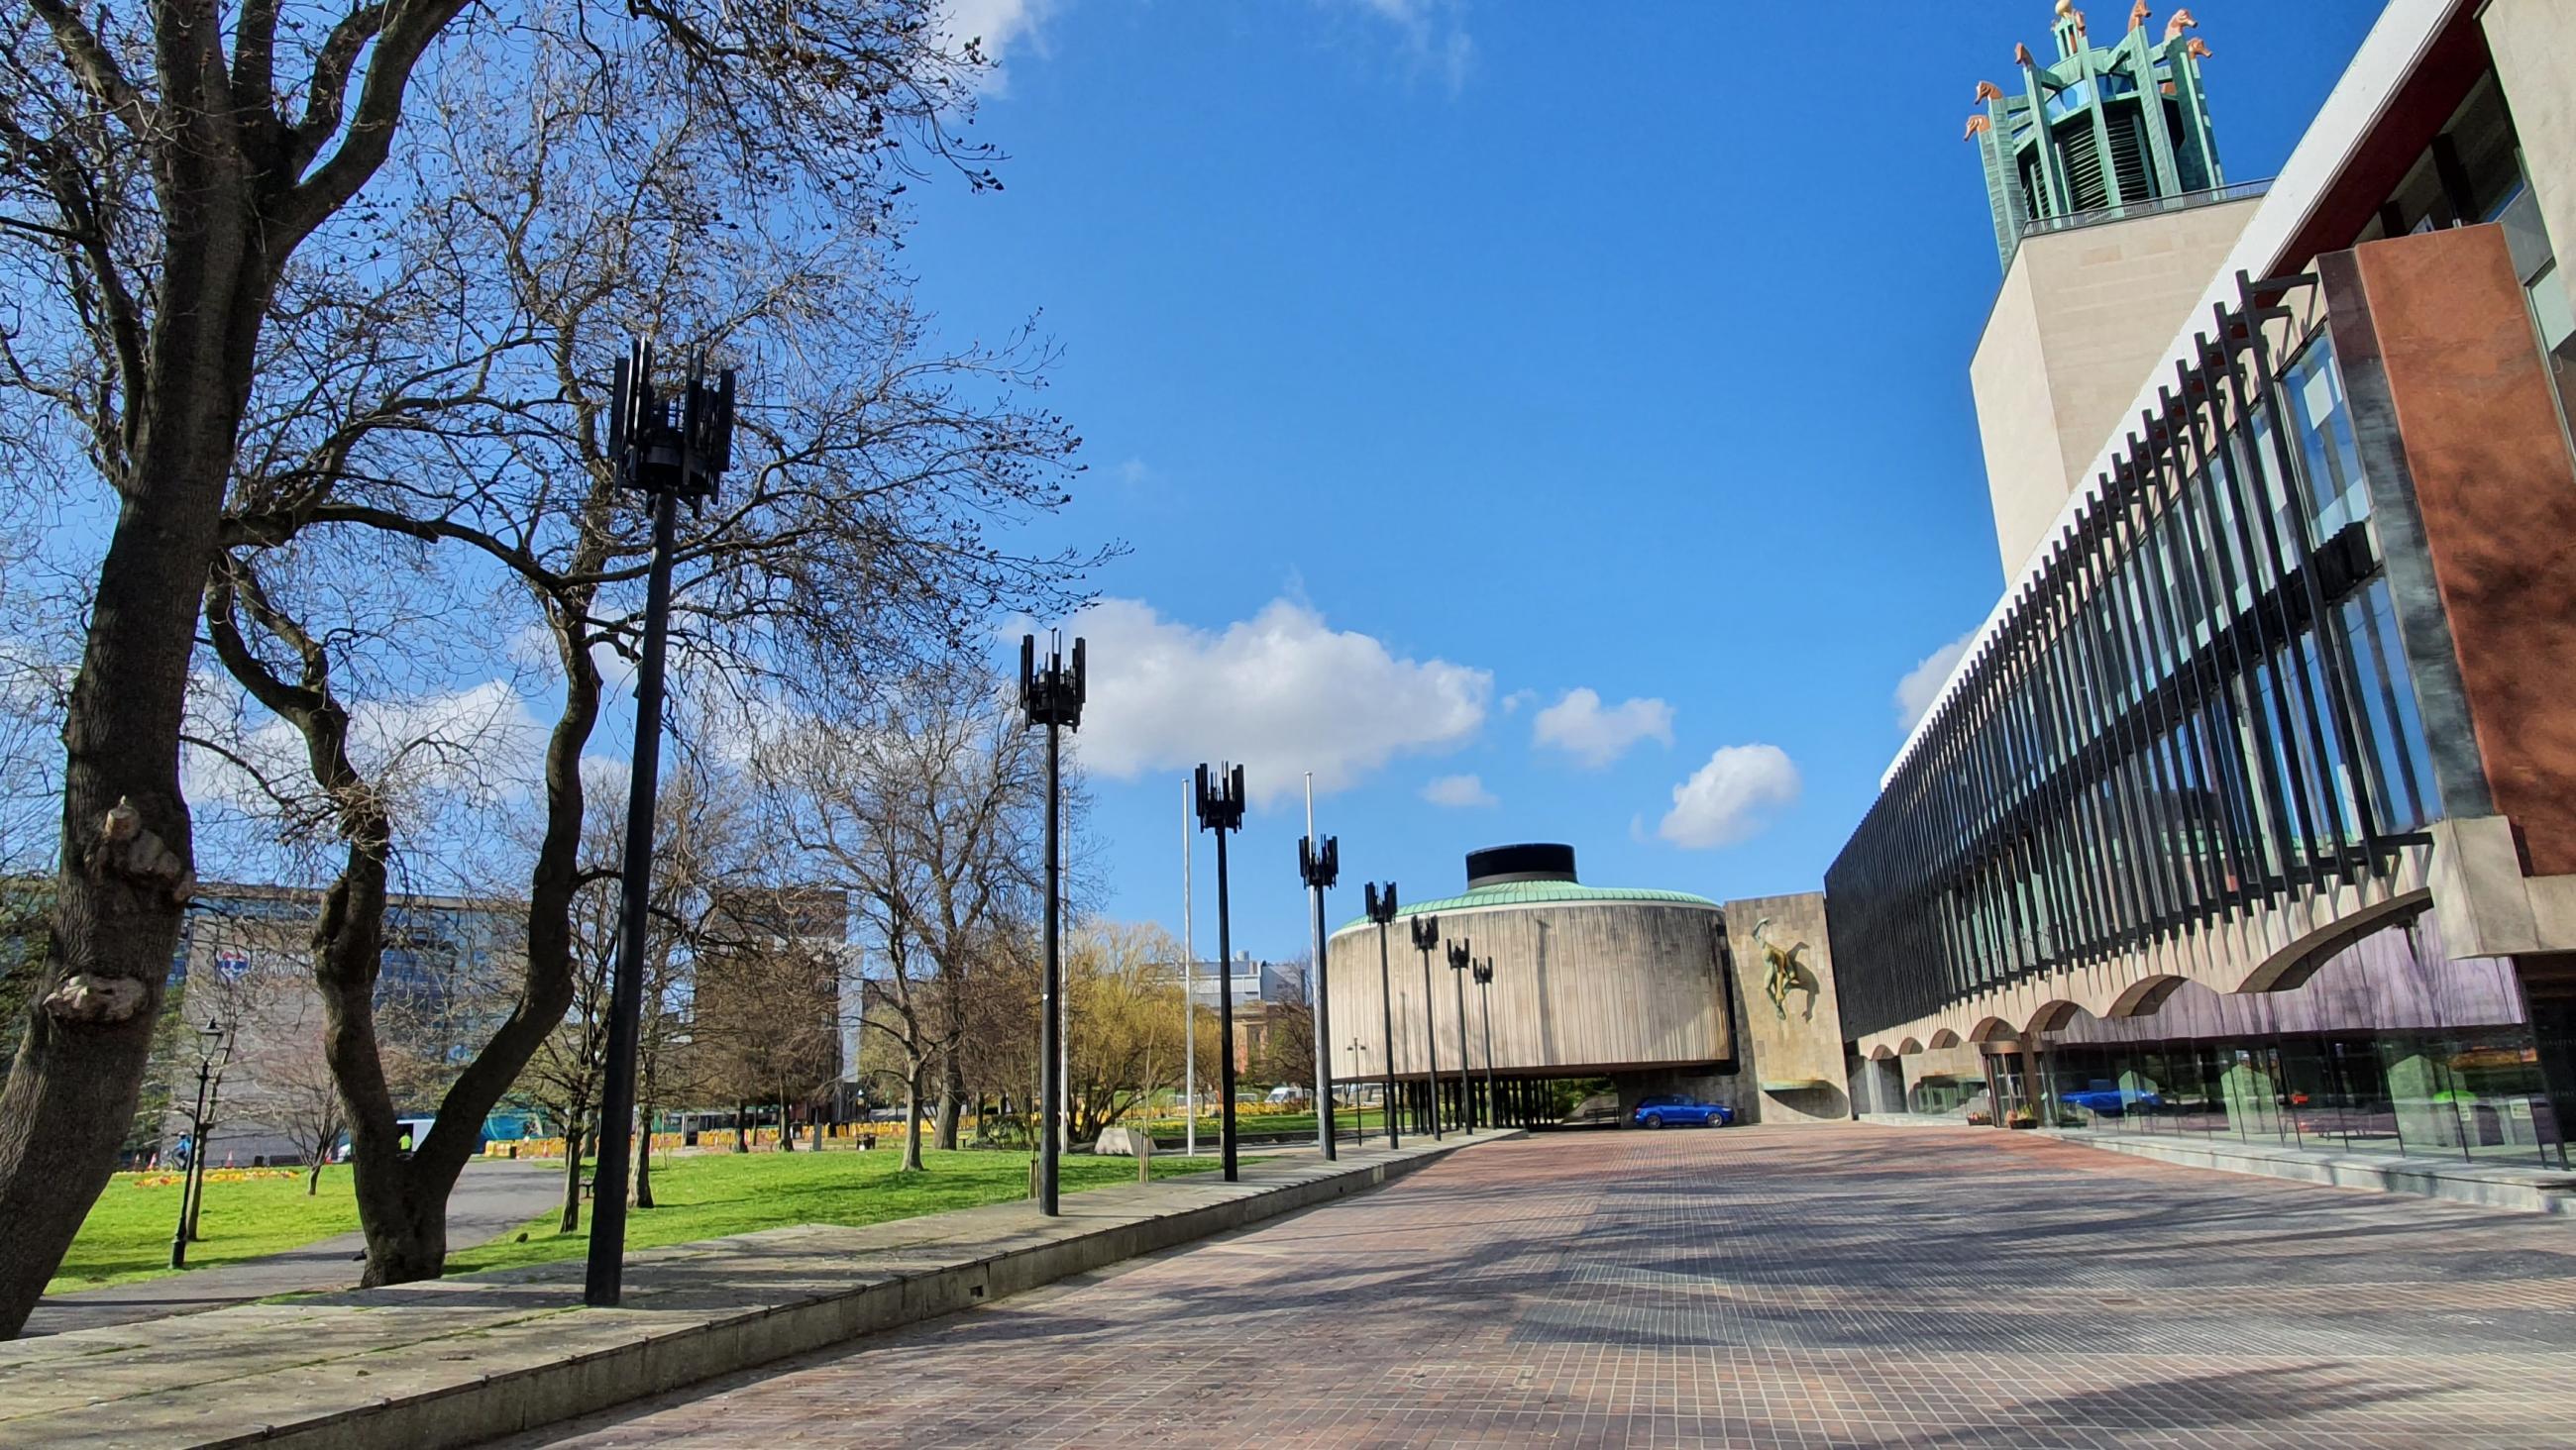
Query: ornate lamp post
1194,763,1247,1181
1410,914,1443,1139
1297,825,1339,1160
1473,956,1496,1129
1446,939,1474,1133
1363,882,1401,1150
1021,632,1086,1214
169,1015,233,1269
588,339,734,1308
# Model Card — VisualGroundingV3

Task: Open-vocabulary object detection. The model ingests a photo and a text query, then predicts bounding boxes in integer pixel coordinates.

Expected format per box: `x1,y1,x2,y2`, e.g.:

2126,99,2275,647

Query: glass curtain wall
1830,282,2441,1039
2042,1028,2563,1168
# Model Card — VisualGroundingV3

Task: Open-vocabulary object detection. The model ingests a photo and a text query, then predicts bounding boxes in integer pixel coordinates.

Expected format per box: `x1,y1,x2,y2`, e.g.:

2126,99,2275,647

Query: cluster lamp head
1447,939,1471,972
1364,881,1400,925
1019,632,1087,730
1299,835,1340,889
1193,762,1246,833
1409,914,1441,953
608,338,734,507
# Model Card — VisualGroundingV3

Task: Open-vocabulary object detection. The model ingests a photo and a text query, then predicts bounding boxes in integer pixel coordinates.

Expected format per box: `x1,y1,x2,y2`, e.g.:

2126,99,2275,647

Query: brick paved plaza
496,1127,2576,1448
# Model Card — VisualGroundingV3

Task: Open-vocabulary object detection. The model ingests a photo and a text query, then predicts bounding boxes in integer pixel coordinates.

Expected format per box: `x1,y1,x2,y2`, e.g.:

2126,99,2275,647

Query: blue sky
902,0,2385,963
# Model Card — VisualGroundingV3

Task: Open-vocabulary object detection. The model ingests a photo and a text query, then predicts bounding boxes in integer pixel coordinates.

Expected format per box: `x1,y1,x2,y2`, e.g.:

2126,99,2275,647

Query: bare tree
783,669,1044,1168
1258,971,1318,1093
0,0,1086,1326
694,894,841,1154
245,1024,347,1197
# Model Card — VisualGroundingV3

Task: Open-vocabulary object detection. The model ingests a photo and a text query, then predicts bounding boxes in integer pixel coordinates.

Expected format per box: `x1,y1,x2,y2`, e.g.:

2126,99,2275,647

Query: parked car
1630,1094,1732,1129
2060,1086,2165,1115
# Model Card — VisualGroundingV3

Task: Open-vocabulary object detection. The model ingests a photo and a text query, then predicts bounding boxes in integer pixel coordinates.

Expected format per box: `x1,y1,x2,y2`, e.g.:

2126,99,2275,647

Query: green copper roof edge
1332,880,1721,935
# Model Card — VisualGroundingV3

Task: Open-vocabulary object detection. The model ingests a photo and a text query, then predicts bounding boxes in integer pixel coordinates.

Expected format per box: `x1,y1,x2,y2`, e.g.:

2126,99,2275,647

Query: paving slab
491,1123,2576,1449
0,1131,1517,1449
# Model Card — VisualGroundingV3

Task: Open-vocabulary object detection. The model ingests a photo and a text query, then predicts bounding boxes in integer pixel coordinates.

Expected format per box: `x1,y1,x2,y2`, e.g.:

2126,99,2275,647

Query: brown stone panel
2346,224,2576,874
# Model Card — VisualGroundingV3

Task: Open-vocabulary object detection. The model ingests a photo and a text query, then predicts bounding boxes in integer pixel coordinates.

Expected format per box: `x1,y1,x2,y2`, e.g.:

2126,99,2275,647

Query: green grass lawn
443,1148,1226,1276
48,1168,357,1295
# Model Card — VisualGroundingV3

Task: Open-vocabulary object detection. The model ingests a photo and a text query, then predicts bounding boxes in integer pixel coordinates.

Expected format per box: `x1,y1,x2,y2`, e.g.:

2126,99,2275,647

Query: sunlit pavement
490,1124,2576,1448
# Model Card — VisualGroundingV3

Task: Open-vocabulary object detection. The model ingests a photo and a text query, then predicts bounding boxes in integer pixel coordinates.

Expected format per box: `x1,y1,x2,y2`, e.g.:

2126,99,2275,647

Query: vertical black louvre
1824,285,2433,1038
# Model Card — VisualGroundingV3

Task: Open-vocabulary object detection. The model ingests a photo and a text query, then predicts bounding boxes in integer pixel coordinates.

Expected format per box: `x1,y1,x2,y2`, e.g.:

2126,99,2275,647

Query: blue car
1631,1094,1733,1129
2061,1087,2164,1115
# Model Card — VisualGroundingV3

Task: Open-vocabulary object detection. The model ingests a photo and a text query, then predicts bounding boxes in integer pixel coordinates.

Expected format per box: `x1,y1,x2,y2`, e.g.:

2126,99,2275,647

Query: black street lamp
1298,833,1338,1161
1446,939,1474,1133
1021,632,1086,1214
1363,883,1401,1150
170,1015,232,1269
1194,763,1247,1182
1473,956,1496,1130
588,339,735,1309
1409,914,1443,1140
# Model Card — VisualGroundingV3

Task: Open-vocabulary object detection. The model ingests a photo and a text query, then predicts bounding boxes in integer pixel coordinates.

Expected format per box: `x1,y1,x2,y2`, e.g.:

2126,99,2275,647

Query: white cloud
1656,744,1800,850
184,677,549,816
1531,688,1673,770
1063,596,1489,806
1343,0,1474,94
1894,630,1979,732
1499,688,1537,716
1420,774,1497,809
937,0,1057,93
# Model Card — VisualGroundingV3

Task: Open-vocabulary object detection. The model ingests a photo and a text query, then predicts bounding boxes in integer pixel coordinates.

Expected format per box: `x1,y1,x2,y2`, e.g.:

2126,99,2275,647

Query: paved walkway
21,1158,562,1337
496,1124,2576,1448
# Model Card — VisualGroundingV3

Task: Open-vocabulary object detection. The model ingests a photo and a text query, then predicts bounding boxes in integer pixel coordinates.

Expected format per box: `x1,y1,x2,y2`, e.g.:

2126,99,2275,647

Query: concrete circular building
1325,844,1735,1095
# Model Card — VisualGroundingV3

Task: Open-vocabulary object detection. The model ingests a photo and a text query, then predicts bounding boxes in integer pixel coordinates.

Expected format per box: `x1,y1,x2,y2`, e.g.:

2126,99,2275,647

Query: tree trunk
934,1052,964,1151
902,1061,927,1172
777,1087,796,1153
0,263,270,1333
558,1107,585,1233
633,1097,655,1210
308,1158,323,1196
297,605,591,1289
733,1100,748,1154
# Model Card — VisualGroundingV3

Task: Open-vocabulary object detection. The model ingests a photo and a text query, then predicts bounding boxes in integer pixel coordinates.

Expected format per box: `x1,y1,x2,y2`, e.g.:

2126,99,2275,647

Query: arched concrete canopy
1928,1028,1962,1049
2106,974,2188,1018
1967,1016,2018,1044
1870,1044,1898,1061
2233,888,2433,994
2023,1000,2085,1037
1898,1036,1926,1055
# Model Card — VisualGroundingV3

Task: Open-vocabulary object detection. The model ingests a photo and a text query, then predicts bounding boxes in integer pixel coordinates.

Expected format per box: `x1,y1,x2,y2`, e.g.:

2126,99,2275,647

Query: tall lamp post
1298,818,1338,1160
169,1015,233,1270
1022,632,1086,1213
587,339,735,1309
1363,882,1401,1150
1473,956,1497,1128
1194,763,1246,1182
1410,914,1443,1140
1446,939,1474,1133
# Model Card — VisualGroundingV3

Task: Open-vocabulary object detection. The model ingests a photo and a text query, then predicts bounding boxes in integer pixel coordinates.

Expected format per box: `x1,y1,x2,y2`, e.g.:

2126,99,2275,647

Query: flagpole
1183,776,1197,1159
